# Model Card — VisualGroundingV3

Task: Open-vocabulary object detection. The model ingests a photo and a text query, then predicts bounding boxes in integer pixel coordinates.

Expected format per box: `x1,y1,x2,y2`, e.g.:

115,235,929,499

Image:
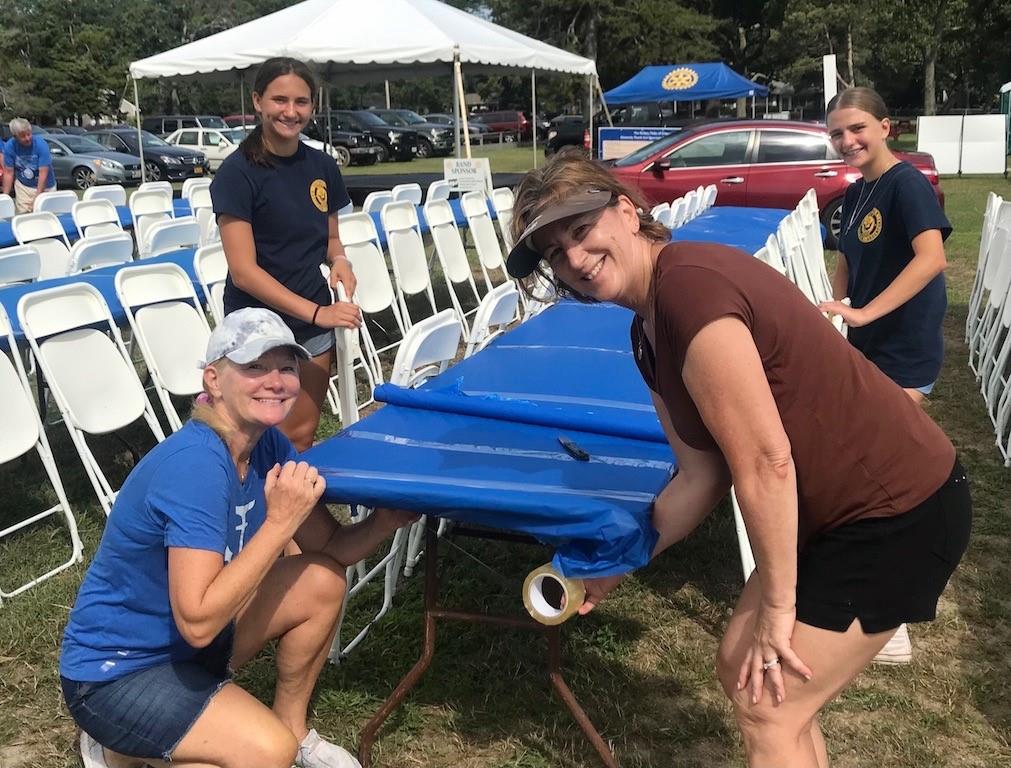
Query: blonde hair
189,360,234,440
510,147,669,301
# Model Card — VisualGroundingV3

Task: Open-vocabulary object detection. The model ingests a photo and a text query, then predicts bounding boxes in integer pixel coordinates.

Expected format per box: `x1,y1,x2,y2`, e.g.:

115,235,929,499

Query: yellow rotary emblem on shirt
661,67,699,91
309,179,328,212
857,208,883,243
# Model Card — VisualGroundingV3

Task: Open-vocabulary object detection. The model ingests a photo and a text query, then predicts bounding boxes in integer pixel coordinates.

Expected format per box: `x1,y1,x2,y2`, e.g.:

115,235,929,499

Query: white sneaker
873,623,913,665
295,729,362,768
80,731,110,768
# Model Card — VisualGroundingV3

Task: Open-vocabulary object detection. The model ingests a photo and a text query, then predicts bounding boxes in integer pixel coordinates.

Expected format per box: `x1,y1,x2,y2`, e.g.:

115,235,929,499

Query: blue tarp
603,63,769,105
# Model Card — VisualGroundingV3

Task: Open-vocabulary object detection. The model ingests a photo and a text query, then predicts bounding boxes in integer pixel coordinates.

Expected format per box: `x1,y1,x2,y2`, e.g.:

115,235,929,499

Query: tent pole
326,81,334,158
452,54,461,158
751,94,755,118
587,75,593,159
240,73,246,126
454,56,472,159
385,80,391,109
133,77,145,183
531,69,537,169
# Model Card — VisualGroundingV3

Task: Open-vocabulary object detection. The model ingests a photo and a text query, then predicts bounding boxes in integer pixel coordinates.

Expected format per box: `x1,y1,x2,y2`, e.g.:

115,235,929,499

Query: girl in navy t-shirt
212,57,361,451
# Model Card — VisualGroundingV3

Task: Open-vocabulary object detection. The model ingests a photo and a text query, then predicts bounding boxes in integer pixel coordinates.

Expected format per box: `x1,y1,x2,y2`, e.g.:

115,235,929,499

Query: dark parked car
607,119,943,249
327,110,417,162
88,128,210,182
544,115,590,156
424,113,487,138
369,109,453,158
41,134,143,189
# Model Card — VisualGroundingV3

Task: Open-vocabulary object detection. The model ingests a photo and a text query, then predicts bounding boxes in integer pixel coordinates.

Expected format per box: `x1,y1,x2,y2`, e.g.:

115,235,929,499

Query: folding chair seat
669,197,688,228
138,181,174,199
0,193,15,220
426,180,451,202
72,199,124,239
391,183,422,205
129,189,175,256
682,190,699,221
143,217,200,259
338,212,407,380
702,183,718,210
650,202,671,224
362,191,393,215
969,227,1011,376
193,243,228,324
491,187,515,251
11,212,73,279
379,201,439,328
17,283,166,514
461,191,509,292
33,190,78,215
0,245,42,286
0,304,83,601
181,178,211,202
69,232,134,274
425,199,483,336
465,281,520,357
115,263,211,431
82,184,127,207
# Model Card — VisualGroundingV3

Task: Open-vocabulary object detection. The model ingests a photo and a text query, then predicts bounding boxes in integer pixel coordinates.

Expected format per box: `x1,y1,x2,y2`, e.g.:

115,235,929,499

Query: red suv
607,119,943,248
471,110,531,140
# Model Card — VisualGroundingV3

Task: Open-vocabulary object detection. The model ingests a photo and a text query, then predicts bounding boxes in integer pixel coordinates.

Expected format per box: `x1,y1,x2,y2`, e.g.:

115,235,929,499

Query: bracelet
311,304,322,326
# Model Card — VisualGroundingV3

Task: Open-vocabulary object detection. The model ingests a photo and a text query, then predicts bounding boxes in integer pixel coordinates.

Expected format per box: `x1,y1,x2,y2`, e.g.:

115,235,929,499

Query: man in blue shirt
2,117,56,213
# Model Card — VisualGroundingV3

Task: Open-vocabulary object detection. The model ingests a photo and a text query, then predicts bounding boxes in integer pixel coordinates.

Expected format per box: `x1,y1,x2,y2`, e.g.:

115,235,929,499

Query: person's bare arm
292,503,416,568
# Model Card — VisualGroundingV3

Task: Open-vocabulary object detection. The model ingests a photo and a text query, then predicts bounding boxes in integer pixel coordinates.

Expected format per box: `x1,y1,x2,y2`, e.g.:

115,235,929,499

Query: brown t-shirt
631,242,955,548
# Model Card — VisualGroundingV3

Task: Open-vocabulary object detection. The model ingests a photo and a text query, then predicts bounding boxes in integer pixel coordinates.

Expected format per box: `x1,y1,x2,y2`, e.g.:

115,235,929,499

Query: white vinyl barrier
918,115,1008,175
916,116,963,175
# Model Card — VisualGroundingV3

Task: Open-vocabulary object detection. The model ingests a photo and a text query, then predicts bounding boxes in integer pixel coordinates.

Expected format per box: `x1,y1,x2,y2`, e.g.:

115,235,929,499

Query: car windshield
60,136,108,153
612,130,687,167
376,112,409,127
139,131,171,148
396,110,427,125
200,117,227,129
223,128,247,142
353,112,388,127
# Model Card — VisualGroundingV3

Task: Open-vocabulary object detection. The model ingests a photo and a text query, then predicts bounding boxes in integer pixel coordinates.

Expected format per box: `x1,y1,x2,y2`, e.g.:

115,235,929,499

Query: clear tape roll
522,563,586,626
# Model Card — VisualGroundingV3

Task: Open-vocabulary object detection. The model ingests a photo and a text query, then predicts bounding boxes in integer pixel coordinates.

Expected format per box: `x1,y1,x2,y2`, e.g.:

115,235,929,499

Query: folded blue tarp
301,404,674,578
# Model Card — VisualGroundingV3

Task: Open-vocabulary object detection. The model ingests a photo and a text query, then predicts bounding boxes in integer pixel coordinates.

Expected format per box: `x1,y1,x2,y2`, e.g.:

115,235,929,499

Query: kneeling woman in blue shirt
60,308,414,768
212,57,361,451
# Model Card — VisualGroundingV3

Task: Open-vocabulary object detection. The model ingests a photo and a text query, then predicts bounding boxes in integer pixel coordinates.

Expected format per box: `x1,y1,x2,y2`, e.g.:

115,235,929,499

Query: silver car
41,135,143,190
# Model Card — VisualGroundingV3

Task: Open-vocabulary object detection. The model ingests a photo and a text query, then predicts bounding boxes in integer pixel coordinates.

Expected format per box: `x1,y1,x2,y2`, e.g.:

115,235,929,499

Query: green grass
3,174,1011,768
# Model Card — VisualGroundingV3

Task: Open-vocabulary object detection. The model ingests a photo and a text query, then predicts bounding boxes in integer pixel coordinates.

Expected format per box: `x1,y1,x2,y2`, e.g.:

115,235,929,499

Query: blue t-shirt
59,420,296,682
838,161,951,388
2,136,56,189
211,141,350,343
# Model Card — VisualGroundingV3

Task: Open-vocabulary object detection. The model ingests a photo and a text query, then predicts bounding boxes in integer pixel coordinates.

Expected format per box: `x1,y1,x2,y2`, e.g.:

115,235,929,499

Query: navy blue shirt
211,142,350,342
838,161,951,388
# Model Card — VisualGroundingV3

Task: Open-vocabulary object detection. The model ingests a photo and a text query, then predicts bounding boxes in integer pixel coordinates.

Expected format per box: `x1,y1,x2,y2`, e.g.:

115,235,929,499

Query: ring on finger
761,656,781,671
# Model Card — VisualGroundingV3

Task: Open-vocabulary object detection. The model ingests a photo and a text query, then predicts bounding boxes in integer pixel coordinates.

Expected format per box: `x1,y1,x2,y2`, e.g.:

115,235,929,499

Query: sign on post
444,158,493,197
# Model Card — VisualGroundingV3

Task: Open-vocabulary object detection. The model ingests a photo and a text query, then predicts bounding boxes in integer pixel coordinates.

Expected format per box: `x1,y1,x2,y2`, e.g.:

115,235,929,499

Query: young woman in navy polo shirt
212,57,361,451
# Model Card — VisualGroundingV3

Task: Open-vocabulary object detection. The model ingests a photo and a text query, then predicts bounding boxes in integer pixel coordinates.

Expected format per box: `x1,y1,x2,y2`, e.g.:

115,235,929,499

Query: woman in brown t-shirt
504,149,971,766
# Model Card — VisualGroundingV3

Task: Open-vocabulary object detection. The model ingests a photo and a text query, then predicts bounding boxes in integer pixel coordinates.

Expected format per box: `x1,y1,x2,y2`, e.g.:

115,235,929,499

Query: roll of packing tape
522,563,586,626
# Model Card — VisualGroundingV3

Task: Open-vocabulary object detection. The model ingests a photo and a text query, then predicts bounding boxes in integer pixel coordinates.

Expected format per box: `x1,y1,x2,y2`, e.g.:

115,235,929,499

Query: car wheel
73,166,97,190
374,144,389,163
821,197,844,250
356,154,378,166
144,161,163,182
333,146,351,167
416,138,432,159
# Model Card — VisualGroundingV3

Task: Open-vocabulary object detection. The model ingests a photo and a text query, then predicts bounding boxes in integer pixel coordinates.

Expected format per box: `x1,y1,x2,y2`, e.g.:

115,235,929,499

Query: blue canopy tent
603,62,768,105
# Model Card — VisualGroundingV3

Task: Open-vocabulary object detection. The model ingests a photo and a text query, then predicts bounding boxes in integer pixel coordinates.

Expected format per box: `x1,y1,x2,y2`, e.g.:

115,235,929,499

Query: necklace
844,177,881,237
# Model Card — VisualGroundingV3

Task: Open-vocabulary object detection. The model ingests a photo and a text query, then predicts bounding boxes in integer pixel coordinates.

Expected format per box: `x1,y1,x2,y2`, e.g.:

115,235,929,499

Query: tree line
1,0,1008,124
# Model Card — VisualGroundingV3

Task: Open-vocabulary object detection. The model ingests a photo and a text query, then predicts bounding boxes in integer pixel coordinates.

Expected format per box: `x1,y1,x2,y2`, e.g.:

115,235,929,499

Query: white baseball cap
200,307,311,368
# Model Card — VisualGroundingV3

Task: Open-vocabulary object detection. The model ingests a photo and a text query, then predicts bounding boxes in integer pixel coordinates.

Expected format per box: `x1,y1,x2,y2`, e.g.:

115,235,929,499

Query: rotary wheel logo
857,208,883,243
310,179,328,212
661,67,699,91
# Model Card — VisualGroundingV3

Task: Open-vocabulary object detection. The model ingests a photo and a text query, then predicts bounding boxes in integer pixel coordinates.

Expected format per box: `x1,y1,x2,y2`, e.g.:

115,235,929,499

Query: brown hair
242,57,317,168
510,147,669,301
826,87,889,121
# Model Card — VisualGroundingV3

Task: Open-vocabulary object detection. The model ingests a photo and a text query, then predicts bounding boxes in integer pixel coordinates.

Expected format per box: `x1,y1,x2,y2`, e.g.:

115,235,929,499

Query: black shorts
796,459,971,634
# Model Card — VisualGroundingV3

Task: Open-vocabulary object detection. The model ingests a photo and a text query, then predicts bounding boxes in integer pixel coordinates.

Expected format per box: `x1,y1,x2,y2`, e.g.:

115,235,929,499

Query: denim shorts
61,625,234,761
915,380,936,395
302,327,336,358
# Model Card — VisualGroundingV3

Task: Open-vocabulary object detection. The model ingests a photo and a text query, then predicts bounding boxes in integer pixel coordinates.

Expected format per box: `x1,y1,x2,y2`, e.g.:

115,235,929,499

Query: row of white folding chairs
650,184,718,230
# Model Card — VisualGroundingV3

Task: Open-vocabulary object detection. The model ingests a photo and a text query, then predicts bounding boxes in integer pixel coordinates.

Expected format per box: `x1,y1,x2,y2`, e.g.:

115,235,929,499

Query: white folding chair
0,304,83,601
0,193,15,220
702,184,718,210
669,197,688,228
426,180,452,202
187,185,218,247
181,178,211,202
33,190,78,215
682,190,699,221
11,212,73,279
129,189,175,256
754,234,787,276
143,217,200,259
0,245,42,286
425,199,483,336
969,227,1011,376
318,265,378,419
138,180,174,200
115,263,211,431
650,202,671,224
17,283,166,515
491,187,516,251
776,215,818,305
380,201,439,328
337,200,354,216
83,184,127,207
981,274,1011,422
730,488,757,583
461,191,509,292
193,243,228,324
362,191,393,215
967,196,1008,343
464,281,520,357
338,212,407,380
391,183,422,205
69,232,134,274
72,199,124,239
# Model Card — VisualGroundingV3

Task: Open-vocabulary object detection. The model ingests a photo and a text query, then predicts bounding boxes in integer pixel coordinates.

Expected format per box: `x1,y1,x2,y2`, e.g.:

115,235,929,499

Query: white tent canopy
128,0,596,82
